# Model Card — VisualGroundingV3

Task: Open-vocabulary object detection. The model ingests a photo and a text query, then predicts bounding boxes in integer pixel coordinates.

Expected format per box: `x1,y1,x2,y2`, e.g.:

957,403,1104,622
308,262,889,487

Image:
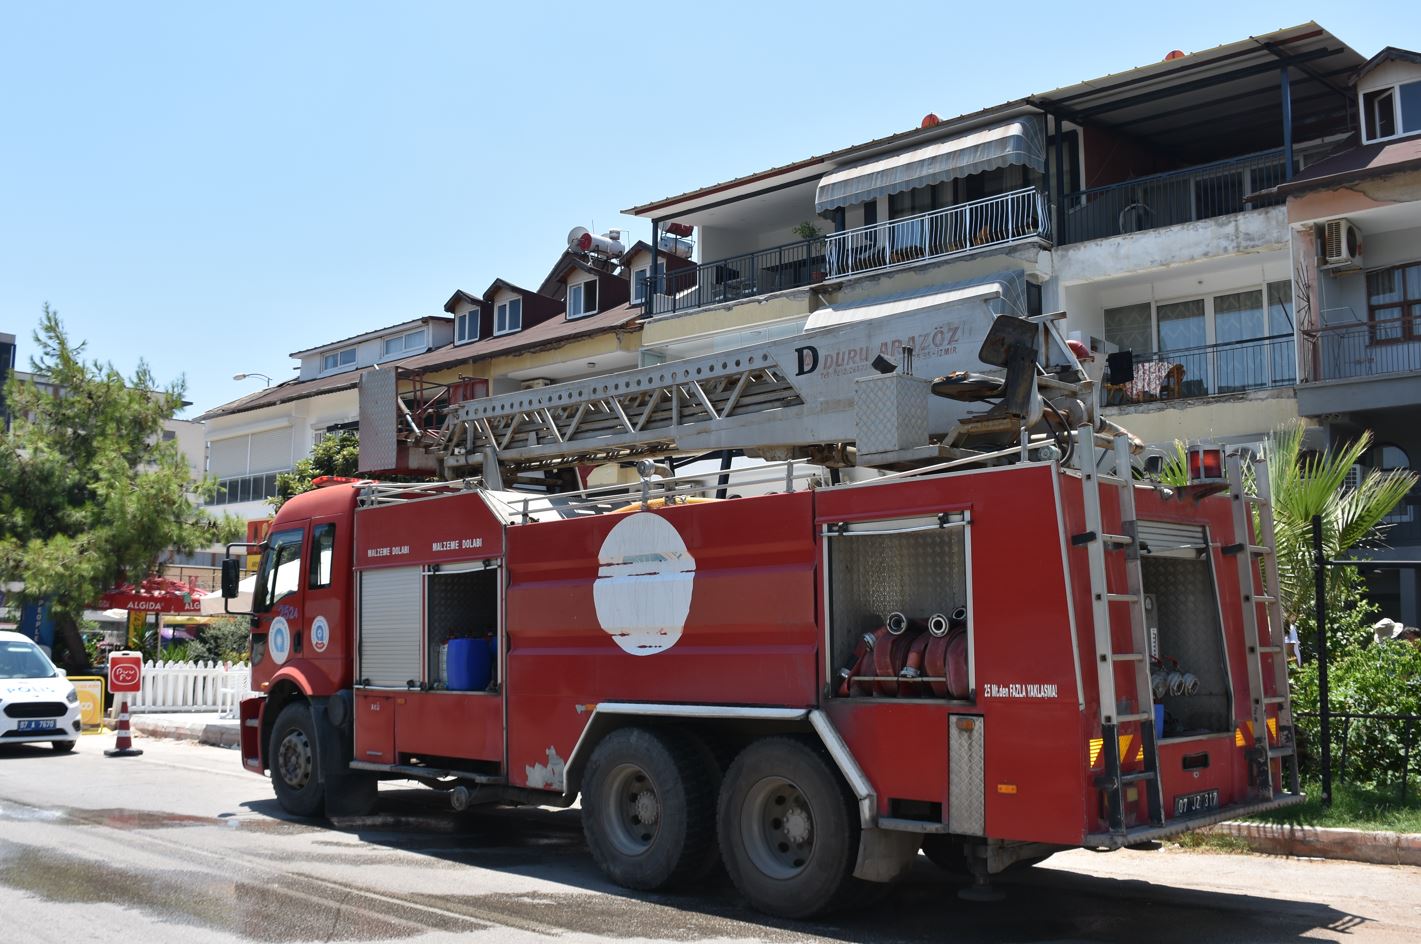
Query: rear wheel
270,702,324,817
50,740,76,754
717,737,862,919
581,727,718,891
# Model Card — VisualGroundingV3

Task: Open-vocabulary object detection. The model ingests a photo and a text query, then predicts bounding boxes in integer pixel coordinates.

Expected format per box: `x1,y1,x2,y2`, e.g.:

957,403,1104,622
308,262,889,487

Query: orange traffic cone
104,697,144,757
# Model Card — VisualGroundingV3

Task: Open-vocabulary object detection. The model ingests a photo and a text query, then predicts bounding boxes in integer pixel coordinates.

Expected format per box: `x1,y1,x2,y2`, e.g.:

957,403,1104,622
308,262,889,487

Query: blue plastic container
1154,704,1165,739
447,637,493,691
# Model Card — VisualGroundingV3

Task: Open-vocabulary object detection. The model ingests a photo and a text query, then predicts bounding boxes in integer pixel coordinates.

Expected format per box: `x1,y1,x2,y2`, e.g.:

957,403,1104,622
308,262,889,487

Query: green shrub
188,616,251,664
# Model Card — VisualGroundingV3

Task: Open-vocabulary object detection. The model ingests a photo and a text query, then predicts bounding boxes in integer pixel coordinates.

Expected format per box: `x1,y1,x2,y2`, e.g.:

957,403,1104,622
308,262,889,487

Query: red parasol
98,575,209,614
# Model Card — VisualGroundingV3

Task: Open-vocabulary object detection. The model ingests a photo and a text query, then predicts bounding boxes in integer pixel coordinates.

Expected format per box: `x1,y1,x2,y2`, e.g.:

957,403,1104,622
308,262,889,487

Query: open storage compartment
1138,522,1233,739
825,513,972,701
425,562,500,692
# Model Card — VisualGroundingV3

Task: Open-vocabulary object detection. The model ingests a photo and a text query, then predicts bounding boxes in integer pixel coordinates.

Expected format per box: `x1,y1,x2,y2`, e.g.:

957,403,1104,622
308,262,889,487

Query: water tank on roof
664,222,694,238
567,226,625,258
657,234,694,258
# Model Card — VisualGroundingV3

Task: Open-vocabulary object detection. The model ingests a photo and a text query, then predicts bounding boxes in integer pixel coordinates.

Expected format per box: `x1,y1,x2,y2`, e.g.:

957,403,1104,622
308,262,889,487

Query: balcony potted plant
792,221,827,283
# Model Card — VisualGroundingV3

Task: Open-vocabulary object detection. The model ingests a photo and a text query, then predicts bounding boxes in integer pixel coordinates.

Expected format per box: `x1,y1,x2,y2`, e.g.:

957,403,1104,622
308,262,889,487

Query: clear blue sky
0,2,1408,417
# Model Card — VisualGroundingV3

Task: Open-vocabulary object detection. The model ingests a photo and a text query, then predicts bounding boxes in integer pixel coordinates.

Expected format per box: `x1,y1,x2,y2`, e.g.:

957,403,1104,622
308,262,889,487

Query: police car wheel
270,702,324,817
51,740,76,753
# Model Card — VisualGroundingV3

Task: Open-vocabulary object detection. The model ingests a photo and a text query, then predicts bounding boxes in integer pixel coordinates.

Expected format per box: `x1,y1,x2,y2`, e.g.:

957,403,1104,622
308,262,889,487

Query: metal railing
1059,149,1287,245
1381,487,1421,548
644,188,1050,317
1102,334,1296,407
1310,317,1421,381
824,187,1050,278
1295,711,1420,802
647,237,827,317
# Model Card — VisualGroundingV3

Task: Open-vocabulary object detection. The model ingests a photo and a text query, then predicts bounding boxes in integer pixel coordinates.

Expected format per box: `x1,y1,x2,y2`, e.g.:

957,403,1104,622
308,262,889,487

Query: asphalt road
2,736,1419,944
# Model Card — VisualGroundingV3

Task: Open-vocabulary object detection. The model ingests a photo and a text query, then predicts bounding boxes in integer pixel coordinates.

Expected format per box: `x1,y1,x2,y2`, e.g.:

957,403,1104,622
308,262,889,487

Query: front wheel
717,737,863,919
270,702,324,817
50,740,76,754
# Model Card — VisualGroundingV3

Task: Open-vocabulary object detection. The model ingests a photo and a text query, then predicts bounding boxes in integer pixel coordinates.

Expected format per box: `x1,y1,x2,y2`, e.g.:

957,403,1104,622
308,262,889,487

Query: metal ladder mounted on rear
1224,453,1302,799
1073,427,1165,833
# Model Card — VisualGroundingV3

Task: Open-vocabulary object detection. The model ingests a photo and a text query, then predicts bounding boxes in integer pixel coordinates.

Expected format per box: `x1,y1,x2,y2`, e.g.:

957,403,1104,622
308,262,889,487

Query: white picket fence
127,660,253,717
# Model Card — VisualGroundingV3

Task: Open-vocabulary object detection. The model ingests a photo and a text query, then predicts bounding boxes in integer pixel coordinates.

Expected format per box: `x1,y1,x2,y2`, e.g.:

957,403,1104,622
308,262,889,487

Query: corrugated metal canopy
804,270,1029,331
814,119,1046,214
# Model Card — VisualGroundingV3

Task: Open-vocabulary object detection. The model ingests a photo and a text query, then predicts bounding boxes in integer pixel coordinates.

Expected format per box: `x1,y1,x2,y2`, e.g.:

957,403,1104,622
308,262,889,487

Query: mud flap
853,827,921,882
239,696,265,773
309,699,351,787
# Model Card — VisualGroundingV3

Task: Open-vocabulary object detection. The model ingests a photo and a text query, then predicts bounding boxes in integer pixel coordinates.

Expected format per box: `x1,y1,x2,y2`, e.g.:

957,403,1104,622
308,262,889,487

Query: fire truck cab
233,434,1300,918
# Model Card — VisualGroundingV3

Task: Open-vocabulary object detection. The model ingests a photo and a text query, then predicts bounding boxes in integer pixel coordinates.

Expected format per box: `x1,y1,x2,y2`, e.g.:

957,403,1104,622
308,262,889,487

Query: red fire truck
230,429,1300,917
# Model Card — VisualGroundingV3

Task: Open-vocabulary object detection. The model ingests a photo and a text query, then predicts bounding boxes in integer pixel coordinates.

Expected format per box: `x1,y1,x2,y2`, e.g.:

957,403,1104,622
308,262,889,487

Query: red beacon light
1187,444,1227,484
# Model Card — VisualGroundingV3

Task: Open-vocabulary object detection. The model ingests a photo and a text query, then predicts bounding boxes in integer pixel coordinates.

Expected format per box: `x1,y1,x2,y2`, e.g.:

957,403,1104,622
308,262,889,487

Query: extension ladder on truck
1225,453,1302,799
1074,427,1165,833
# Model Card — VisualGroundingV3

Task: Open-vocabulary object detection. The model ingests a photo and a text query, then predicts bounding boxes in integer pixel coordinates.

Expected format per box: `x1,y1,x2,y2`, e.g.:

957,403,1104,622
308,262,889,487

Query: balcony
646,188,1050,317
1102,334,1295,408
1060,150,1287,246
1311,318,1421,382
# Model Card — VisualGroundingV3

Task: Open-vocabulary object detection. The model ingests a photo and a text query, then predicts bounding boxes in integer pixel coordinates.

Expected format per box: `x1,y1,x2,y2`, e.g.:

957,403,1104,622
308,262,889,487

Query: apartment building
1263,46,1421,623
621,23,1364,455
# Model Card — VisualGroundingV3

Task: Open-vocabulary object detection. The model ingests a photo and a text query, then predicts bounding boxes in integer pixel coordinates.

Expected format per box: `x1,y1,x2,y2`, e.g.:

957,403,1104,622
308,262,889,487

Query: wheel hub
742,776,816,880
633,789,660,825
277,729,313,790
783,806,811,844
603,763,661,856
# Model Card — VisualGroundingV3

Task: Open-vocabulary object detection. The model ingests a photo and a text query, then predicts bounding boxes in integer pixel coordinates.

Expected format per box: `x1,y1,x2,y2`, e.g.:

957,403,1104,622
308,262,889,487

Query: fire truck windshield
253,529,303,613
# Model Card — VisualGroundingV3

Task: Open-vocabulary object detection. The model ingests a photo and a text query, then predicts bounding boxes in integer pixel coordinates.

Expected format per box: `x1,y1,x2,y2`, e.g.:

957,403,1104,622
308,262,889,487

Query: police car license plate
1173,789,1219,816
18,720,57,732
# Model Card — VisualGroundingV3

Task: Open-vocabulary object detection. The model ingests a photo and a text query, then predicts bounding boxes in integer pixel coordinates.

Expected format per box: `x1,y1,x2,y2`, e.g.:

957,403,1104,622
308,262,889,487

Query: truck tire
270,702,324,818
325,770,379,817
581,727,717,891
717,736,861,919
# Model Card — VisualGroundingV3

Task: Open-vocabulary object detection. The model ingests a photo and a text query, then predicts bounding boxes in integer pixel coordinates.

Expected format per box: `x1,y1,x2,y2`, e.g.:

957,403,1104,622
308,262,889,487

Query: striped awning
815,118,1046,214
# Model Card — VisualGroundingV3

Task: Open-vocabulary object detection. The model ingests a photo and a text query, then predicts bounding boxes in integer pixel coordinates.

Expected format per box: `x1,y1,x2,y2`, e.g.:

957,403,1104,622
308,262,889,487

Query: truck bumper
239,695,265,774
1084,792,1305,849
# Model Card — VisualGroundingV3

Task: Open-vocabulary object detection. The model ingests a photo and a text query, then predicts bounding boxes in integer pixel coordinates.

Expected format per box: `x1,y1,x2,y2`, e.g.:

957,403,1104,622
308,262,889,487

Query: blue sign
18,600,55,649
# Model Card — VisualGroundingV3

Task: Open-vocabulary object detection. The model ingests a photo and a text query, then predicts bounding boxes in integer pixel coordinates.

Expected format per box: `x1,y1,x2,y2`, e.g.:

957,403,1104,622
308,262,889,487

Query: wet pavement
2,737,1420,943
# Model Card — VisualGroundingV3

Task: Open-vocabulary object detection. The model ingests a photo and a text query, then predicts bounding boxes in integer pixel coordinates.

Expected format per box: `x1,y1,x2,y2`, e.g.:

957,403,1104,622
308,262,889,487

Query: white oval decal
268,616,292,665
593,513,696,656
310,615,330,654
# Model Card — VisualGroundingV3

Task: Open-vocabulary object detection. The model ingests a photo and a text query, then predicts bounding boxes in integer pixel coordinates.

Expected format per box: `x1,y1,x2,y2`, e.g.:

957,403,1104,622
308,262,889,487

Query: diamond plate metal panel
425,569,498,685
854,373,930,455
1141,557,1230,735
828,528,967,665
948,715,985,836
358,367,398,475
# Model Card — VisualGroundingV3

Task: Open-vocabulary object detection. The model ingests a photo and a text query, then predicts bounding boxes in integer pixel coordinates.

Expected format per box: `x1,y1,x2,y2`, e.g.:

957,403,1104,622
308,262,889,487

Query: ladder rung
1269,747,1296,758
1098,474,1130,487
1248,544,1272,556
1105,593,1139,603
1115,712,1153,723
1248,594,1279,604
1111,652,1145,662
1120,770,1158,784
1263,696,1288,705
1256,646,1283,654
1102,533,1133,546
1247,495,1268,506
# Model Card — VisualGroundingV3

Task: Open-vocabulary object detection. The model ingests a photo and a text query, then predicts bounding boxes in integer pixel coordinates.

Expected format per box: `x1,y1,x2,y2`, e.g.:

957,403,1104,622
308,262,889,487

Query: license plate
18,719,57,732
1173,789,1219,817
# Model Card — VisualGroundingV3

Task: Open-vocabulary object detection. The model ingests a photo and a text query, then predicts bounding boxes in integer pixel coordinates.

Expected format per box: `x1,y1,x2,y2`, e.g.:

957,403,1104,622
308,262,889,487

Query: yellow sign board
68,676,107,731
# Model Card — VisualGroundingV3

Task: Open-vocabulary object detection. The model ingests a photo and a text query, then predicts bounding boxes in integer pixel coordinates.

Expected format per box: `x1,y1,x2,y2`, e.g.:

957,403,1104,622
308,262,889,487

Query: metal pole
1053,114,1066,238
647,219,661,317
1312,513,1331,806
1281,66,1295,181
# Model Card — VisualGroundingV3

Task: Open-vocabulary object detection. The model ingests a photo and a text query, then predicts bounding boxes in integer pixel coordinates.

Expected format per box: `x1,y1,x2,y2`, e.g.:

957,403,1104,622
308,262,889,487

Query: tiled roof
394,302,642,374
1255,135,1421,197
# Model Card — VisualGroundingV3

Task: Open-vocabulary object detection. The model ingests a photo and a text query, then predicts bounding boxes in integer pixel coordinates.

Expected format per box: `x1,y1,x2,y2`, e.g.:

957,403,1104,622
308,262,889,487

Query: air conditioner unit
1322,219,1362,268
521,378,553,390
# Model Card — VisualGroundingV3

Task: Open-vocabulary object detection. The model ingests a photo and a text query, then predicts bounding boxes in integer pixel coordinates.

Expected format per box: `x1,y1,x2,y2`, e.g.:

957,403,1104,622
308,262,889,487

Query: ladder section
440,352,804,475
1226,453,1301,798
1073,427,1164,832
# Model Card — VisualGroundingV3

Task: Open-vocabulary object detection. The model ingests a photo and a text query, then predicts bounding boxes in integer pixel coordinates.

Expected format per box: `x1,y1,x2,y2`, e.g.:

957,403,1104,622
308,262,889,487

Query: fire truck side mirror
221,558,240,598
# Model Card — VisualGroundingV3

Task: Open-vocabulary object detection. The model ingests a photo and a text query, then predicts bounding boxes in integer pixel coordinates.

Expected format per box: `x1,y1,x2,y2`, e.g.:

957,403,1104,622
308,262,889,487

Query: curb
127,716,241,750
1206,820,1421,867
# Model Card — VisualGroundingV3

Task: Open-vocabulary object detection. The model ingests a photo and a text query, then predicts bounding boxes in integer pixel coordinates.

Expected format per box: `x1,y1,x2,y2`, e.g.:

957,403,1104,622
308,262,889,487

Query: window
455,310,479,344
1157,299,1206,351
382,329,427,358
309,524,335,589
495,298,522,335
567,279,598,319
1367,263,1421,342
631,263,665,304
1103,303,1153,355
321,347,356,372
1362,79,1421,143
254,528,303,612
207,472,282,506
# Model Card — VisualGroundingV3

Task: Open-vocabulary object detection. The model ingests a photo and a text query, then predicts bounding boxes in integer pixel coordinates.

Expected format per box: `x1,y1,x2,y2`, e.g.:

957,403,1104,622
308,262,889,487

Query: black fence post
1313,513,1332,807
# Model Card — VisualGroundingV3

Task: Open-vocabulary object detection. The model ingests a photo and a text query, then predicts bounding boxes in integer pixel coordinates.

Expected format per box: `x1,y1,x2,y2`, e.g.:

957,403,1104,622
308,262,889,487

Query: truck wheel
270,702,324,818
325,771,379,817
581,727,717,891
717,737,860,919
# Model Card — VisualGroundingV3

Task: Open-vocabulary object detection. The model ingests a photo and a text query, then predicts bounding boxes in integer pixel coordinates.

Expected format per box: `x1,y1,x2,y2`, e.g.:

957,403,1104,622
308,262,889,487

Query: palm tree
1156,422,1416,649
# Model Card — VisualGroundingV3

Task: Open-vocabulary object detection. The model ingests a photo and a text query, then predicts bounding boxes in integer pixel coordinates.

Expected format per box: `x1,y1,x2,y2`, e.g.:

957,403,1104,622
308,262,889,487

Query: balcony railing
1059,149,1287,245
645,188,1050,317
1310,317,1421,382
825,187,1050,278
1102,334,1295,407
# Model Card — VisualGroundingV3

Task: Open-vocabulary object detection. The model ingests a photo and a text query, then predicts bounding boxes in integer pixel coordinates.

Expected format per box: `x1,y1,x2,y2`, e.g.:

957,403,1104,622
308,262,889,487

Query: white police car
0,630,82,752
